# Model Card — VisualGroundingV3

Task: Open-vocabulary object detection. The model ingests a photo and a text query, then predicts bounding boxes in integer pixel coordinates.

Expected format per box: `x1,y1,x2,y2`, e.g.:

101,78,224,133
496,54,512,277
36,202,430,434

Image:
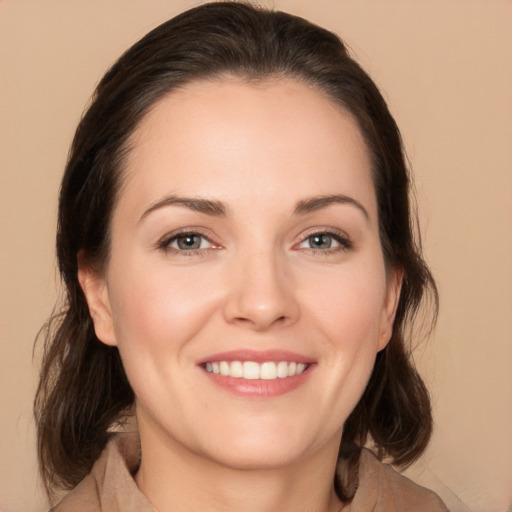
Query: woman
35,2,447,510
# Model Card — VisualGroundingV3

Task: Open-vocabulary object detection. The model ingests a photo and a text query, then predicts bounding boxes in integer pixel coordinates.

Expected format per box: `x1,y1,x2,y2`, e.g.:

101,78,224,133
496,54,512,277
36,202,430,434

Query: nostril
231,313,289,330
222,271,300,330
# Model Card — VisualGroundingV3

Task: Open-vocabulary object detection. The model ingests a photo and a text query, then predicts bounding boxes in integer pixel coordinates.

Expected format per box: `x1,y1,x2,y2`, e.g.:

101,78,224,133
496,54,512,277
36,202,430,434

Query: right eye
159,232,215,254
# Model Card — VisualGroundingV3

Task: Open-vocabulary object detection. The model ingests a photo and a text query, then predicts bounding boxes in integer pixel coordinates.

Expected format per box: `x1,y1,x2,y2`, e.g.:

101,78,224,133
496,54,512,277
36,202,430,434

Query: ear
77,251,117,347
377,266,404,351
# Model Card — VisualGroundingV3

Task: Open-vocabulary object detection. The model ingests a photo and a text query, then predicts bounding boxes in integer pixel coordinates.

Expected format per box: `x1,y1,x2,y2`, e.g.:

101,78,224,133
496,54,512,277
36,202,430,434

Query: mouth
198,350,315,397
203,360,309,380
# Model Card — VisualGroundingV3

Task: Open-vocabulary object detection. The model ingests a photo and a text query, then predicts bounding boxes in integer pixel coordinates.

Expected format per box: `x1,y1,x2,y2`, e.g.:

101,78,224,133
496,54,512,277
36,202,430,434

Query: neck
134,421,343,512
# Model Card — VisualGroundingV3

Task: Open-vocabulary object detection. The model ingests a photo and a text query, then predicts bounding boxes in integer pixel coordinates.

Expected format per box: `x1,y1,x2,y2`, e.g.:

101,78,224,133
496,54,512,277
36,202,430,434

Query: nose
222,250,300,331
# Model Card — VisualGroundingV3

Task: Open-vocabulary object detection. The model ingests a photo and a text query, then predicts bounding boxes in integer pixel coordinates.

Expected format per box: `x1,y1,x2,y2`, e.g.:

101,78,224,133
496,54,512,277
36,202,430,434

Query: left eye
164,233,212,251
297,232,348,251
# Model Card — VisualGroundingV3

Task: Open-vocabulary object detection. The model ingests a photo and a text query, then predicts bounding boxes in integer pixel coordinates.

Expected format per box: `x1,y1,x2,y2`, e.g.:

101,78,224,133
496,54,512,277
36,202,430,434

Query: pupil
311,234,331,249
178,235,200,250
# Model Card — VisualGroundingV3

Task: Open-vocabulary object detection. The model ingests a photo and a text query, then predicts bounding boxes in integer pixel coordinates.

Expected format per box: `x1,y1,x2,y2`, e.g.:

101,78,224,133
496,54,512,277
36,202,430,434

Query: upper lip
197,349,314,365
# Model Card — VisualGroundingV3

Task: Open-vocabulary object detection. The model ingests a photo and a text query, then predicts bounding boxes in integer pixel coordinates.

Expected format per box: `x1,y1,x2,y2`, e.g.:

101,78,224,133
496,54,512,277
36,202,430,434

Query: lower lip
201,365,315,398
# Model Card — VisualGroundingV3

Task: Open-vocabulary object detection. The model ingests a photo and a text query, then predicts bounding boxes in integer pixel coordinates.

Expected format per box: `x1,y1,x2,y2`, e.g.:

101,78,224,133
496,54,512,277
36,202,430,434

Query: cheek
302,263,387,345
307,267,387,403
105,260,227,421
107,259,224,357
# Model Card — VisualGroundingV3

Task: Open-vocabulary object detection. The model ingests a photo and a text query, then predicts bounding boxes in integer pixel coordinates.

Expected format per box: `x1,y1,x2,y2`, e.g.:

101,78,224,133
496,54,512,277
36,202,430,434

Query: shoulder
349,449,449,512
50,433,154,512
50,476,101,512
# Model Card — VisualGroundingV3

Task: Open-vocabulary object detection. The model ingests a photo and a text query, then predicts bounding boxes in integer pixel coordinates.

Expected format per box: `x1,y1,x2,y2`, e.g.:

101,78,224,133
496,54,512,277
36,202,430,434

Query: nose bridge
223,245,298,330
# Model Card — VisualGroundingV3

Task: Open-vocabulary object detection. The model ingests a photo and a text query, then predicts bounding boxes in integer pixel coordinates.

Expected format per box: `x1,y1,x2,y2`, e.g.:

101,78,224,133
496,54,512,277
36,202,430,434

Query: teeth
219,361,230,376
230,360,243,378
260,362,277,380
204,361,308,380
276,361,288,378
243,361,260,380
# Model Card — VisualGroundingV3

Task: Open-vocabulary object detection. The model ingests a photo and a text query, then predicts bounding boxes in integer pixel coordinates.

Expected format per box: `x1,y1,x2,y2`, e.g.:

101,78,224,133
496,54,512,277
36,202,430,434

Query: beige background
1,1,511,511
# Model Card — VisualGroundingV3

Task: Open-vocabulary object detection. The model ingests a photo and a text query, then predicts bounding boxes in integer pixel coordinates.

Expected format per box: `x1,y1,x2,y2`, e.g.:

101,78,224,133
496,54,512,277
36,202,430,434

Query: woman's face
81,78,401,470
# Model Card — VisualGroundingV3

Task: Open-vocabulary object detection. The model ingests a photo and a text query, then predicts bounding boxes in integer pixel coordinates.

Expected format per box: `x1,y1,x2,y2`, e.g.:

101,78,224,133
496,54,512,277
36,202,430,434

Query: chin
190,417,335,471
201,441,310,471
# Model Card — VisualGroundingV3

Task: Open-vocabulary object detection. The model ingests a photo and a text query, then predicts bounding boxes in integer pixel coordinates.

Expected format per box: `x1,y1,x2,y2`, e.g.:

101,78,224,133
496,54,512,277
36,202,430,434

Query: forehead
118,77,376,219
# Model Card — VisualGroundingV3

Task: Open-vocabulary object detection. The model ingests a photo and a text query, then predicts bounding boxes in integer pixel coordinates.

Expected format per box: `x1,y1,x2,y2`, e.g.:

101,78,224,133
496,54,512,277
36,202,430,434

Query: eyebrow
294,194,369,220
140,195,227,222
140,193,368,222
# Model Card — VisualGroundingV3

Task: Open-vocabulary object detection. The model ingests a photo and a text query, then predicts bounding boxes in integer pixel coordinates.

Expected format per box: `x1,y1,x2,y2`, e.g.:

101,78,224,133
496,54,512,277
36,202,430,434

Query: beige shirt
52,433,448,512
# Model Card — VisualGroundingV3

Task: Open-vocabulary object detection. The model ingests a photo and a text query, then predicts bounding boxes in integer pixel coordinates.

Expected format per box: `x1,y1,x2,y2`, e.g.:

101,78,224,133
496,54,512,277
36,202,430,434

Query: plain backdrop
1,1,511,511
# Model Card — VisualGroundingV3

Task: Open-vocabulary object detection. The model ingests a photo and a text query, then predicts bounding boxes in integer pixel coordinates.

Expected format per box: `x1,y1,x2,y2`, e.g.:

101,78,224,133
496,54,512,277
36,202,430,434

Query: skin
79,78,402,512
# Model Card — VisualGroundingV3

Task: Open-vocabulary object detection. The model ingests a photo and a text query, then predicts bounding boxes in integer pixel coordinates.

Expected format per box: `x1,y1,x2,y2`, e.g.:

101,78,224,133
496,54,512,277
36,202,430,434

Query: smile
204,361,308,380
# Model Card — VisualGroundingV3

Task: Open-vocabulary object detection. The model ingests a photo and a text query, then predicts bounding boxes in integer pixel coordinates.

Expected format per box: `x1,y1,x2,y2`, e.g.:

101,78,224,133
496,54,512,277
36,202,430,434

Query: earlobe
378,267,404,351
77,253,117,347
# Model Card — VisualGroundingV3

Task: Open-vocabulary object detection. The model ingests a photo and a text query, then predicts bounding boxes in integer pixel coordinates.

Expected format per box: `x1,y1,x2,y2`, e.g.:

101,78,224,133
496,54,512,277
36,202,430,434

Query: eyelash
157,229,217,256
157,228,353,256
296,229,353,254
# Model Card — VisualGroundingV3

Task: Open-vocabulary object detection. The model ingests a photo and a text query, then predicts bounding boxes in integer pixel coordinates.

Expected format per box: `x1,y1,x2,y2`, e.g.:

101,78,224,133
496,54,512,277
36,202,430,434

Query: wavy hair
35,1,438,503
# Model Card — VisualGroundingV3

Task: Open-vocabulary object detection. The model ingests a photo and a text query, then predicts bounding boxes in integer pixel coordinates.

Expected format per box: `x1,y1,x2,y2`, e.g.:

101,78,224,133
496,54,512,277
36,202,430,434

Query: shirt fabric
52,433,448,512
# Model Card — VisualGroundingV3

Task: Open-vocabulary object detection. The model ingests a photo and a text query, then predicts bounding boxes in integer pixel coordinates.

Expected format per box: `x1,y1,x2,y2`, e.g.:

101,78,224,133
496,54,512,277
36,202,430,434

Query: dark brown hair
35,1,438,503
